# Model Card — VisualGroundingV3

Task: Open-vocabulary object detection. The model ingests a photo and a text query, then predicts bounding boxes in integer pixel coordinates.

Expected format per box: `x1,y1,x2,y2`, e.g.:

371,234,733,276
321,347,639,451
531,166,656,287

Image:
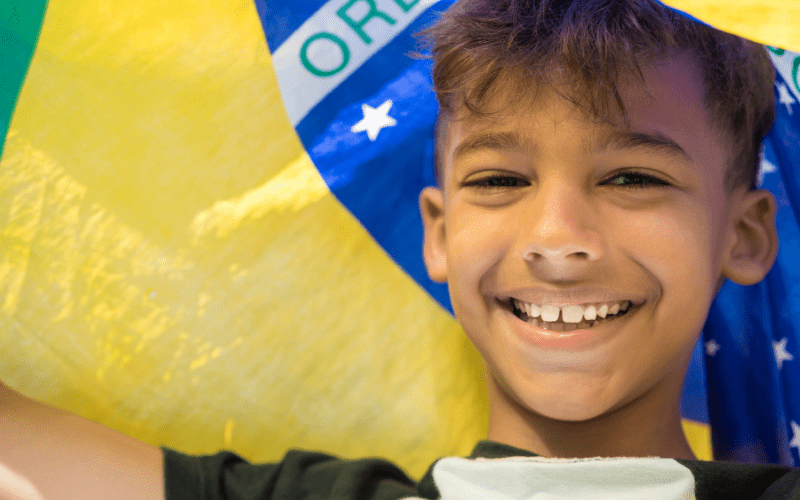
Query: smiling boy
418,0,779,462
0,0,798,499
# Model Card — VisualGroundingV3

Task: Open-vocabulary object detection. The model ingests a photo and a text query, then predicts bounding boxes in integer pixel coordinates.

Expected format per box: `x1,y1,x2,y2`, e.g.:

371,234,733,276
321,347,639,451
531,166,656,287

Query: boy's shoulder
162,446,418,500
163,441,800,500
675,457,800,500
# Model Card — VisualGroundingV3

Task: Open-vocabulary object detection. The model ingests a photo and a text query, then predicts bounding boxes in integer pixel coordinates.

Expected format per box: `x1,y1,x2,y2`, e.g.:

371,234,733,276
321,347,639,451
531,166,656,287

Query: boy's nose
518,179,603,272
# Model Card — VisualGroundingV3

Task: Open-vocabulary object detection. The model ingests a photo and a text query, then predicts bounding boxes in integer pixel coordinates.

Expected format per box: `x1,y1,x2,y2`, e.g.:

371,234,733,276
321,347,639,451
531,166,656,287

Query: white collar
428,455,696,500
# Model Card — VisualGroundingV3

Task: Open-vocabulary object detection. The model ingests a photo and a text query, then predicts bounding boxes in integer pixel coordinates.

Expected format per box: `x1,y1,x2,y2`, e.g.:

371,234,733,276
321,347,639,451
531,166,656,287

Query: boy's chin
496,374,635,424
536,403,614,423
521,395,617,423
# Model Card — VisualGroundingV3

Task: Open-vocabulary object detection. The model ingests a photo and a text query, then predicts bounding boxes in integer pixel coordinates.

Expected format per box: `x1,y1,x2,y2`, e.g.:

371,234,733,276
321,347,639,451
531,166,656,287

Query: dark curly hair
423,0,776,191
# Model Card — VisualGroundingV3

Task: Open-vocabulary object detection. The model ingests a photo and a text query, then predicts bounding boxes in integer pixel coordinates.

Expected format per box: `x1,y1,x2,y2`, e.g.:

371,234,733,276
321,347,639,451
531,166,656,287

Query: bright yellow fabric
662,0,800,51
0,0,486,477
682,420,714,461
14,0,795,474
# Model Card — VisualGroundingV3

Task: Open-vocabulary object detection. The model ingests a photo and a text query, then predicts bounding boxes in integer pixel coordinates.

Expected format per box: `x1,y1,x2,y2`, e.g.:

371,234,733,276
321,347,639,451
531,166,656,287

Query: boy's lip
496,285,650,308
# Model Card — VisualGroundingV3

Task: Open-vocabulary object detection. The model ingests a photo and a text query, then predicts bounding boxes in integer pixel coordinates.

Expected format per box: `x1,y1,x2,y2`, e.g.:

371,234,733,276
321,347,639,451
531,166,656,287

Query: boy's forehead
438,52,725,175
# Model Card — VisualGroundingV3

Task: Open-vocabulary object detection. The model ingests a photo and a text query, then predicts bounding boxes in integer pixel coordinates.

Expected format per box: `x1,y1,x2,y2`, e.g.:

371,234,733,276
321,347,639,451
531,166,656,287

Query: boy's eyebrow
591,130,692,162
452,131,537,161
451,130,692,163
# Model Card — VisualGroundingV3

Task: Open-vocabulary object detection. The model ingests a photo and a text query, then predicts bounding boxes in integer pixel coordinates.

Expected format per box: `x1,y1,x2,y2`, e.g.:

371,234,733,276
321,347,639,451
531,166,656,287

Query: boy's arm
0,381,164,500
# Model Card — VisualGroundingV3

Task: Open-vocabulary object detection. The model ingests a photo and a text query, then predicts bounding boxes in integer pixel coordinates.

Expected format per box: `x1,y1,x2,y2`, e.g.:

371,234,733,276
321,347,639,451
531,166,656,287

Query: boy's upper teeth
514,299,632,323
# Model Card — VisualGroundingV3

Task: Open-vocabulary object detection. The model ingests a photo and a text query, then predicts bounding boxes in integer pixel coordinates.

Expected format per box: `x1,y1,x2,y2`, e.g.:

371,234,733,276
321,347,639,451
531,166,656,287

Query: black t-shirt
163,440,800,500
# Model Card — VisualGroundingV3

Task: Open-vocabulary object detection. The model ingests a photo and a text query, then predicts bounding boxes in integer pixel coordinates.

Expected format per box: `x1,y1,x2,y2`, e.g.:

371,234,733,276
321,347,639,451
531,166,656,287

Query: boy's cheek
623,204,717,272
447,211,511,275
623,210,720,330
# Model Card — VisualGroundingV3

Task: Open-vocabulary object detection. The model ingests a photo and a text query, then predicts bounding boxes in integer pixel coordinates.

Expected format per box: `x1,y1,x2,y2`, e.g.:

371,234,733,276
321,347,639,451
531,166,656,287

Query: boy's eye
601,171,671,189
459,175,529,189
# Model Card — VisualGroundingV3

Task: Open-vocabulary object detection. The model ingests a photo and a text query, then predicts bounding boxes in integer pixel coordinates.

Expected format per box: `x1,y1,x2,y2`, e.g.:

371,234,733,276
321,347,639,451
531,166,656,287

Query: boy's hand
0,382,164,500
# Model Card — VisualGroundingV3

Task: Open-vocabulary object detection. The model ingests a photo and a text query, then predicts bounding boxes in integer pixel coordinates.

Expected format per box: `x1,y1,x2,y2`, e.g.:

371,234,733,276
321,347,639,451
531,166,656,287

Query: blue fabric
703,69,800,465
254,0,327,50
257,0,800,466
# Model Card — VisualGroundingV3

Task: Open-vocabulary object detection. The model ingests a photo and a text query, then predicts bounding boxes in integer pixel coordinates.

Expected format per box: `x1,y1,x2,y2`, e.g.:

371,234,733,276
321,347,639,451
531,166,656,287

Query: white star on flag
777,83,796,115
351,99,397,141
790,421,800,453
757,159,777,187
773,337,794,370
705,339,721,357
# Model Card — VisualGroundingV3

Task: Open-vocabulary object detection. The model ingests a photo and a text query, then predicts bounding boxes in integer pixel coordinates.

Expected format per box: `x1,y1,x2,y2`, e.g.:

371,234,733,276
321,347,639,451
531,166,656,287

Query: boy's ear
419,186,448,283
721,189,779,286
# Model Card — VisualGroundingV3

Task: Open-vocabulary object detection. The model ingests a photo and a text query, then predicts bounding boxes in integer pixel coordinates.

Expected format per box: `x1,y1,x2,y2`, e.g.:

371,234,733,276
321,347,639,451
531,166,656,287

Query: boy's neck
484,375,698,460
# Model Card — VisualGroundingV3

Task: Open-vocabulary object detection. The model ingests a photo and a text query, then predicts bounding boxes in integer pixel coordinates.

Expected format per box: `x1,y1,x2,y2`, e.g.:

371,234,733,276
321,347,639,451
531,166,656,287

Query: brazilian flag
0,0,798,475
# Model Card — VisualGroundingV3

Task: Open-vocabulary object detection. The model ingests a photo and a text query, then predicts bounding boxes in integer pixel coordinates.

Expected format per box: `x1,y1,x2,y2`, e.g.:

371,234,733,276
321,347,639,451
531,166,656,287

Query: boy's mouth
507,298,635,332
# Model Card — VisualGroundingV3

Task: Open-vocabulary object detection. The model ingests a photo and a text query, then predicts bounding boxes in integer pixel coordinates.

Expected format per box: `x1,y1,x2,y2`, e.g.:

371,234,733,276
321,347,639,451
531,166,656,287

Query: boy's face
420,53,777,425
